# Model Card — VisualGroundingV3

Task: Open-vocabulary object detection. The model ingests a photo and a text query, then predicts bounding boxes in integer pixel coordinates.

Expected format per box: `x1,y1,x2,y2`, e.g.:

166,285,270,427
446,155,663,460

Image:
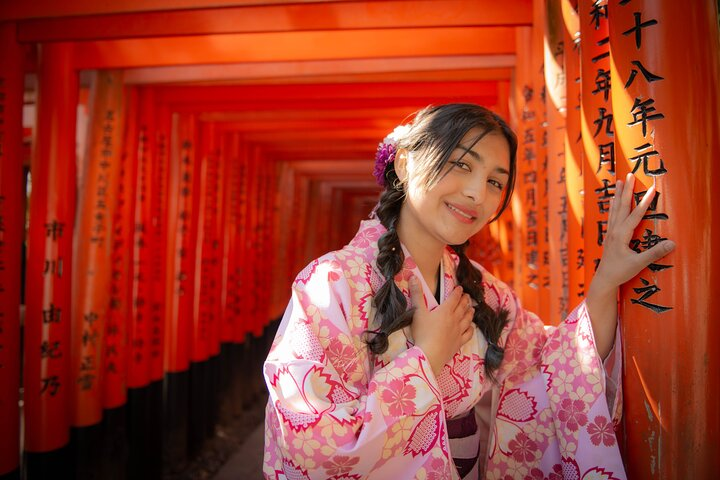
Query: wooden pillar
609,0,720,476
579,0,616,294
163,111,198,466
511,27,540,312
149,90,168,385
561,0,585,310
71,70,125,429
23,42,77,467
533,0,551,322
0,21,24,479
127,85,150,393
544,0,569,323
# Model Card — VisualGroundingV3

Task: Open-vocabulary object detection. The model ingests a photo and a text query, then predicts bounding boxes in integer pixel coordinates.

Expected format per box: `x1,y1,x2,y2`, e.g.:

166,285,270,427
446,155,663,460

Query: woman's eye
452,161,471,171
489,179,504,190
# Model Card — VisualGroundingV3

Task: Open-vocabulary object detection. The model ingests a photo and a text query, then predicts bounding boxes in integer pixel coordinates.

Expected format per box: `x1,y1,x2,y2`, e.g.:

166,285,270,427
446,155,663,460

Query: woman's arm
585,173,675,358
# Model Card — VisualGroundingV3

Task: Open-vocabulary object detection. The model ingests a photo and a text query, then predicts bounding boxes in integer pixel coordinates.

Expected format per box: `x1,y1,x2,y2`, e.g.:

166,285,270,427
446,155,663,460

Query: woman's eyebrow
455,144,510,176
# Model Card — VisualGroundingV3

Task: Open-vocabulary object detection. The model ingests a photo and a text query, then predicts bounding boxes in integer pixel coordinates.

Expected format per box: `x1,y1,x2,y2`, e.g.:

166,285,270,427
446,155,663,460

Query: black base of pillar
98,405,127,480
69,421,103,479
163,370,189,474
188,360,208,458
0,468,20,480
24,443,72,480
127,381,162,480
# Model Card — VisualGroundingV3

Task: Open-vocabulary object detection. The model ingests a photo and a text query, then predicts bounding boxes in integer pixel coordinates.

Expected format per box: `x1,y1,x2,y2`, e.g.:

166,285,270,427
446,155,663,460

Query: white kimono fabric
263,219,625,479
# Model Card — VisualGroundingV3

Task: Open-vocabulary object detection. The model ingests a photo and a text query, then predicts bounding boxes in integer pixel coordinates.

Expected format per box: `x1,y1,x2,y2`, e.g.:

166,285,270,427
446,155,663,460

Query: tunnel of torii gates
0,0,718,478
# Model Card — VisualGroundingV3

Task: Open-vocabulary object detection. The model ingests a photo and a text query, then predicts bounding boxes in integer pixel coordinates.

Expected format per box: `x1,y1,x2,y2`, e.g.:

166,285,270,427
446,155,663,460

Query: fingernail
664,240,676,251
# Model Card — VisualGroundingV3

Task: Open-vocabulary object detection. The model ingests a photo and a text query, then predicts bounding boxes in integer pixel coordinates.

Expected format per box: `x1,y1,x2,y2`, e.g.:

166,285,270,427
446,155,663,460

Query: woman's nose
463,174,487,204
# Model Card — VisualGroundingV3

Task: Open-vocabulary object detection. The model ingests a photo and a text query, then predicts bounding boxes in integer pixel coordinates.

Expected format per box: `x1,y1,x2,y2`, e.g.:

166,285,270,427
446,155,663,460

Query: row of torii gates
0,1,718,478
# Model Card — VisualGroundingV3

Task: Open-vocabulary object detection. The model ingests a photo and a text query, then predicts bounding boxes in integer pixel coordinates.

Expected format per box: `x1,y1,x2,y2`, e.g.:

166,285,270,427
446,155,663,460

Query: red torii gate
0,1,718,478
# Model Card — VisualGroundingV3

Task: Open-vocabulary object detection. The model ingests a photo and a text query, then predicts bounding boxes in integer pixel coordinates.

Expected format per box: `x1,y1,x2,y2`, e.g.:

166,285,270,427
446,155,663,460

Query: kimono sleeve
485,279,626,479
496,291,622,423
263,256,455,479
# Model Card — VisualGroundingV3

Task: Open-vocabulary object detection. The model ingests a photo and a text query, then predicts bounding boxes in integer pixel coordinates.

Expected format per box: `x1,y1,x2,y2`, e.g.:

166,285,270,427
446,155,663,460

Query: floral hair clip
373,124,411,187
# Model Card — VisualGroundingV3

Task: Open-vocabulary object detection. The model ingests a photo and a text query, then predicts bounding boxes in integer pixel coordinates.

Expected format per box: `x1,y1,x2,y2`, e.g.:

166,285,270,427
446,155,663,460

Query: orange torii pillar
561,0,585,310
0,21,24,480
125,85,164,478
544,0,569,323
70,70,125,477
532,0,551,323
220,130,244,416
23,43,77,475
608,1,720,476
164,111,200,466
511,26,541,312
189,120,223,450
580,0,616,294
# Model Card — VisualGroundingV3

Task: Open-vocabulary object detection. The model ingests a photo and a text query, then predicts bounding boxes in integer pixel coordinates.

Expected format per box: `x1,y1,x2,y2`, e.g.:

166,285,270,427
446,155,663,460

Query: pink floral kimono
263,219,626,479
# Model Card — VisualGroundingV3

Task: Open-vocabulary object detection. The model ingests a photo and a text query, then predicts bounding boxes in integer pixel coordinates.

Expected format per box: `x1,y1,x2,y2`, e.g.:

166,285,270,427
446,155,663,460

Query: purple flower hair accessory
372,124,411,187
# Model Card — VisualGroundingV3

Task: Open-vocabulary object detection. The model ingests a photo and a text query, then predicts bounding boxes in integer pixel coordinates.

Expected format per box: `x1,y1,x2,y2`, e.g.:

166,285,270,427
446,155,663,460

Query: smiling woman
262,103,673,479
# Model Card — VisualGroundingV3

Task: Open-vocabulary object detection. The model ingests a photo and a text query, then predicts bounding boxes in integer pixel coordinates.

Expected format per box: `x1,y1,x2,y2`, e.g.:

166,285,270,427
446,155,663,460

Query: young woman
262,104,674,479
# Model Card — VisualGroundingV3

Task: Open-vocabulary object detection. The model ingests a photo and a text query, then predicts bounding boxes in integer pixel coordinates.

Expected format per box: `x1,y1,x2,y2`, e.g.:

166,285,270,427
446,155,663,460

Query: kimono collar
350,219,459,310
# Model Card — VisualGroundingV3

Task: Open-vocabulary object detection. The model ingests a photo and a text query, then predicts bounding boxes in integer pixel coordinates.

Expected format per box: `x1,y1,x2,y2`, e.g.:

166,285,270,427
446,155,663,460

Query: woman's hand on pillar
586,172,676,357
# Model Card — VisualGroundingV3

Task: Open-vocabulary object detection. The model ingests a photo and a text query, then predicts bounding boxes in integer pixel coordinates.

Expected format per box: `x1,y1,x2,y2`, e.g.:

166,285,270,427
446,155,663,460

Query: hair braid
450,242,509,380
365,187,415,355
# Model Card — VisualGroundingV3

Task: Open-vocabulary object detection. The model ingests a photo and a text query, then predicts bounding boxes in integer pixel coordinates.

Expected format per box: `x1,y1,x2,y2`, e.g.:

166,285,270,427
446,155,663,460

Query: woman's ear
394,148,409,183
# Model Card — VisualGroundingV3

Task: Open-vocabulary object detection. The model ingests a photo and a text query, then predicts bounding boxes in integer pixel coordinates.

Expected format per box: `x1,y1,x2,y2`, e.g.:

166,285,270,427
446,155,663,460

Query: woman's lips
446,202,477,224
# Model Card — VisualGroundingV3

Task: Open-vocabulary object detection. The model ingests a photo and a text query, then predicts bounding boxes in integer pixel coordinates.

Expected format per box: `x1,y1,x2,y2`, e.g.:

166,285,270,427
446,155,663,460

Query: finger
618,173,635,220
636,239,675,269
408,276,428,312
453,293,472,315
461,307,474,325
607,179,622,229
443,286,464,310
461,325,474,345
627,183,657,227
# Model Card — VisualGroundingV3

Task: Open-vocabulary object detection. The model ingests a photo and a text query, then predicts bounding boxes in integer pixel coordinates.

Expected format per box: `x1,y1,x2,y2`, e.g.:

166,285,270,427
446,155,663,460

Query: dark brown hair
366,103,517,379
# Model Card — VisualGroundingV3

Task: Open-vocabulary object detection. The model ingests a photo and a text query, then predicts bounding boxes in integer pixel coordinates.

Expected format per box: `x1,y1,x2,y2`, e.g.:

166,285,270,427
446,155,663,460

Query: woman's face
397,127,511,249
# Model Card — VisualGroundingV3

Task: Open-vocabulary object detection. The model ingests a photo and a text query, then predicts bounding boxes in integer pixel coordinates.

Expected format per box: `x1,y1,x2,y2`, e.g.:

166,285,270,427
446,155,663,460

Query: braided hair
365,104,517,379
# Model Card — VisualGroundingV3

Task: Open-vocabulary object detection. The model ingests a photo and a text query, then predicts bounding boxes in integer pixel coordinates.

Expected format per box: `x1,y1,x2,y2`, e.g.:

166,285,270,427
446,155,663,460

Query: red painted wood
16,0,532,42
544,0,568,324
511,27,540,312
164,113,200,372
70,27,516,69
562,0,584,310
23,42,77,452
0,21,24,475
609,1,720,476
579,0,615,297
126,86,151,389
71,70,125,426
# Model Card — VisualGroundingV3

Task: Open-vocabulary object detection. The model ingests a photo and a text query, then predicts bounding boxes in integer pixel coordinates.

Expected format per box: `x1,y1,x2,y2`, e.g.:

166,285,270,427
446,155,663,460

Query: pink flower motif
524,463,563,480
351,226,380,248
525,468,545,480
548,463,563,480
322,456,360,476
327,339,356,372
504,335,529,362
587,415,616,447
426,457,449,480
381,379,417,417
395,267,414,283
557,398,588,432
508,432,538,463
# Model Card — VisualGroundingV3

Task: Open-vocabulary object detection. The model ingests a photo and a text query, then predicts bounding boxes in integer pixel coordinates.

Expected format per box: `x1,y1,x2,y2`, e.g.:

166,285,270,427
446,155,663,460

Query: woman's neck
395,220,445,293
